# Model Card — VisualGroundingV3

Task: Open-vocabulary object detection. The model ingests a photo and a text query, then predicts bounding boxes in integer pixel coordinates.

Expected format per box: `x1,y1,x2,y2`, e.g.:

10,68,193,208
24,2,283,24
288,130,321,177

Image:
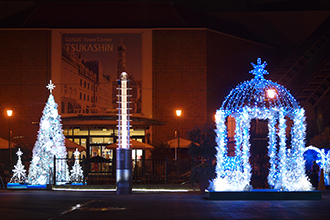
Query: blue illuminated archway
211,58,312,191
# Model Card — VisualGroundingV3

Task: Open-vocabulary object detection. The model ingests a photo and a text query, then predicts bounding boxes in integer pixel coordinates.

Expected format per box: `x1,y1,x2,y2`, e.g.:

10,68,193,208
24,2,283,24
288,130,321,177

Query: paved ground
1,188,330,220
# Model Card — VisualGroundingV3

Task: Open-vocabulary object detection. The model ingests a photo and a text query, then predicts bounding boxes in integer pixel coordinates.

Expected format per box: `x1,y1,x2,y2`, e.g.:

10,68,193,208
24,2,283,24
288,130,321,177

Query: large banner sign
58,32,144,115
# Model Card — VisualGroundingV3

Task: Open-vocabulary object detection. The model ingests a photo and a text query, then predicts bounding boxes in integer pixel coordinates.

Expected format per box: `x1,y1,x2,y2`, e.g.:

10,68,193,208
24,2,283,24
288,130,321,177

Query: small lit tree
9,148,26,184
70,148,84,184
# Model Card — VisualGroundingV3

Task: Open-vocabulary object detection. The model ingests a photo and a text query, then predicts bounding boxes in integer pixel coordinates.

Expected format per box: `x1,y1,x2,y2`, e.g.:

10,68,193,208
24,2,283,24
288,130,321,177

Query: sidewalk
1,187,330,220
51,190,330,220
52,183,200,192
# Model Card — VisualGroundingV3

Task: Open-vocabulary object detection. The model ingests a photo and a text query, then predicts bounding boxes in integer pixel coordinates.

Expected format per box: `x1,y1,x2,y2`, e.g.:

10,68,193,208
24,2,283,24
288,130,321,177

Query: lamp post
7,109,13,163
175,110,182,160
267,89,276,99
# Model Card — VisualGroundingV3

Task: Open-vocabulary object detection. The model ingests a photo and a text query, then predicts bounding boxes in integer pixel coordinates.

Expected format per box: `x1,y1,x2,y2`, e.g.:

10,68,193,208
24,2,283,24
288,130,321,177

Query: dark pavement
1,189,330,220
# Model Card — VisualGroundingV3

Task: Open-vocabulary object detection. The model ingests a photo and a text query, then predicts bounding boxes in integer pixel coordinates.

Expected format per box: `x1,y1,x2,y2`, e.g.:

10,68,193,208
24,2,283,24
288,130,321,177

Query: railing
87,158,114,185
54,157,202,185
132,159,201,184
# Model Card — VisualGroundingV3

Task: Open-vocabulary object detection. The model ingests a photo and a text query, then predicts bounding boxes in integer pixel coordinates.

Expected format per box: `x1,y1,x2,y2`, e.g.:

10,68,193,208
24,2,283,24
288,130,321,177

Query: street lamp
267,89,276,99
175,110,182,160
7,110,13,163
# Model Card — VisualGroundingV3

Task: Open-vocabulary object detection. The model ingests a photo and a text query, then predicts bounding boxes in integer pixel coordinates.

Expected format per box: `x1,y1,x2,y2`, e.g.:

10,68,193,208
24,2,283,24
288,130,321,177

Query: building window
68,102,74,113
61,101,65,113
133,87,137,99
80,92,82,100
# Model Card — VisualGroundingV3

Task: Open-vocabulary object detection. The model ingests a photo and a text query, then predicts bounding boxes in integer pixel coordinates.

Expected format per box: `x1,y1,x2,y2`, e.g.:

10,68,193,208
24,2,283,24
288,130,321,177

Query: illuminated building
0,2,329,165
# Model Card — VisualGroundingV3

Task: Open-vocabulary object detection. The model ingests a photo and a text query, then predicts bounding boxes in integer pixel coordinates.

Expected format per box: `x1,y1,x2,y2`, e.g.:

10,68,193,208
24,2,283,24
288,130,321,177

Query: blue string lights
211,58,312,191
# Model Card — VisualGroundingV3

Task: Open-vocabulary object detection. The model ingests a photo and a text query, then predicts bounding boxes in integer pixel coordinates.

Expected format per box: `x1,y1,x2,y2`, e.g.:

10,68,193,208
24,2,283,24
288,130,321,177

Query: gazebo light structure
211,58,312,191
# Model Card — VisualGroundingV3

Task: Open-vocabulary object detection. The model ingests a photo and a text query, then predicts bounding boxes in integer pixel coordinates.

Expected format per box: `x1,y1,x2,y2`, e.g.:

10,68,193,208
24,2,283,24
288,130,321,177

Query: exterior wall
0,29,152,149
151,28,289,145
0,30,51,147
152,29,208,144
0,28,290,150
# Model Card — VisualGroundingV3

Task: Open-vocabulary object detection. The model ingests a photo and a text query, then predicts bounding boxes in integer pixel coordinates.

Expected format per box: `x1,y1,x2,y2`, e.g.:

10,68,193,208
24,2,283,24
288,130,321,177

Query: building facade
0,27,287,161
1,2,330,163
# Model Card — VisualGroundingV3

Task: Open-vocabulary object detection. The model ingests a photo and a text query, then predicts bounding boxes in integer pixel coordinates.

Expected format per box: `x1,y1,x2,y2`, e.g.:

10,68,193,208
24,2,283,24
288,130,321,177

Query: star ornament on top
73,148,80,159
47,80,56,94
16,148,23,157
249,58,269,79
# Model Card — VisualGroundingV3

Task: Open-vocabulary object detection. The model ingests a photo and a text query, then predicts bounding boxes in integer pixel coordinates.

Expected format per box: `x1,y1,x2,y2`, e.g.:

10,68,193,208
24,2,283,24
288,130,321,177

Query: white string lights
117,72,131,149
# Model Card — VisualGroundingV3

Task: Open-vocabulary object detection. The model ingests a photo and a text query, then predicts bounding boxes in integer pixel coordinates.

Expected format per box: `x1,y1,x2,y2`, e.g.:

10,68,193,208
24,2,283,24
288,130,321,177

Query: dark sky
1,0,329,20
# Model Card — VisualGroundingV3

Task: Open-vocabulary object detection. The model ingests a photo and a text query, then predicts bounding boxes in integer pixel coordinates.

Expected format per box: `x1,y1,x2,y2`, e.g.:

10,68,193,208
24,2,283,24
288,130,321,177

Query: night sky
1,0,329,21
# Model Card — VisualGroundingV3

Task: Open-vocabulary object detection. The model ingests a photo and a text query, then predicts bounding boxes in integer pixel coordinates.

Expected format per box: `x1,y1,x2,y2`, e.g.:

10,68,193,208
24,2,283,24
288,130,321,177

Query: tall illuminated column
175,110,181,160
7,109,13,163
116,72,132,195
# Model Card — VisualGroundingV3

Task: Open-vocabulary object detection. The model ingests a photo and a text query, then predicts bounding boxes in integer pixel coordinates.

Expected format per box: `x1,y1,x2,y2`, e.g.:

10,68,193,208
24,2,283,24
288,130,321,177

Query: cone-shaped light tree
9,148,27,184
70,148,84,184
27,80,69,185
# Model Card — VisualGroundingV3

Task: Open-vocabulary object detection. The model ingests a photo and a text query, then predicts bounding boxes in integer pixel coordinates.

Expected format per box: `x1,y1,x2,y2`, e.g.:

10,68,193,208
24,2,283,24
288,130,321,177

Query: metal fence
132,159,199,184
55,157,202,185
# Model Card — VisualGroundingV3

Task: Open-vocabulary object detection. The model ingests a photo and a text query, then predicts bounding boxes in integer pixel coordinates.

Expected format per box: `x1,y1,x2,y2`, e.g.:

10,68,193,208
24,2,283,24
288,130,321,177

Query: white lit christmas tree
70,148,84,184
9,148,26,184
27,80,69,185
